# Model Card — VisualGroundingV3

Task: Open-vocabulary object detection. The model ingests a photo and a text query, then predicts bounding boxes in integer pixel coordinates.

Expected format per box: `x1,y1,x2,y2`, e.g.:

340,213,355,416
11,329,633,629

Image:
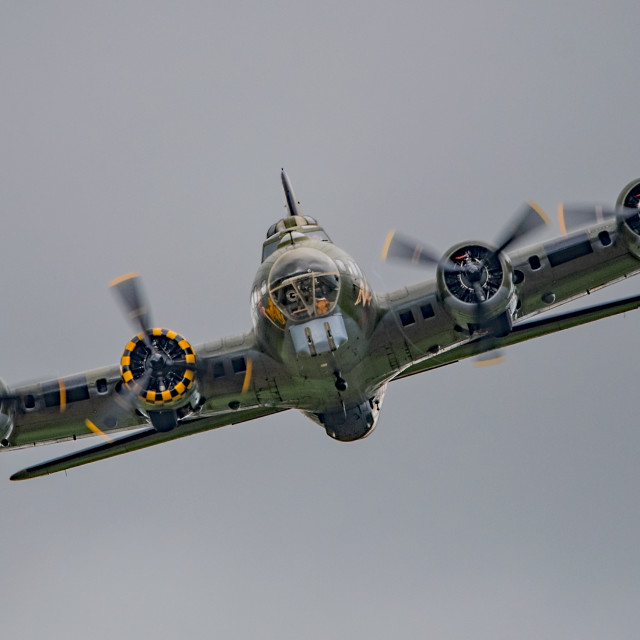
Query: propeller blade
494,202,549,254
470,281,507,366
110,273,153,341
472,281,486,305
0,392,23,404
382,231,465,271
469,317,505,366
382,202,548,366
84,367,153,441
558,204,616,235
381,231,443,267
474,348,505,367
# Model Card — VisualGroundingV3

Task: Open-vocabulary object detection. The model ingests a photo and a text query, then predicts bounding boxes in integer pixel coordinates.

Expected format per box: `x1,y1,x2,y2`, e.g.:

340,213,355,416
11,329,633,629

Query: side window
420,303,435,319
232,357,247,374
399,310,415,327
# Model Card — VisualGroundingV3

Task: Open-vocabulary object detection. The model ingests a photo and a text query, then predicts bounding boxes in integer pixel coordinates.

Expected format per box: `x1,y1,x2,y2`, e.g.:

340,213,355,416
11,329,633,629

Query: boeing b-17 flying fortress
3,171,640,480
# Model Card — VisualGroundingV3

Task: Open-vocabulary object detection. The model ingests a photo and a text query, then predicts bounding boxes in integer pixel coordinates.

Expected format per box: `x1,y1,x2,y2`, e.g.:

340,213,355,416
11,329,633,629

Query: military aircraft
3,171,640,481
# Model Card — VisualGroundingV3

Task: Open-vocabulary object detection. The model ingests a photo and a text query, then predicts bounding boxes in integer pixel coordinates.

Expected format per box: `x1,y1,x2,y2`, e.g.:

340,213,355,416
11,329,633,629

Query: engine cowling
436,241,516,330
0,379,14,445
0,413,12,446
120,328,198,410
616,178,640,210
615,178,640,260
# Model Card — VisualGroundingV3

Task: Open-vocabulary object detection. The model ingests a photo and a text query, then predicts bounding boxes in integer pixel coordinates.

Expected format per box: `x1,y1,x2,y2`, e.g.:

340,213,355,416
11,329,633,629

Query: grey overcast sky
2,2,640,638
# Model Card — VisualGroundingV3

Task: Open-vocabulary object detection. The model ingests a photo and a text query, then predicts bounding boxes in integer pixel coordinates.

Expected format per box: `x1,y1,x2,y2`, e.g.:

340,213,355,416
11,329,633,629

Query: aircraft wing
10,405,284,480
393,293,640,380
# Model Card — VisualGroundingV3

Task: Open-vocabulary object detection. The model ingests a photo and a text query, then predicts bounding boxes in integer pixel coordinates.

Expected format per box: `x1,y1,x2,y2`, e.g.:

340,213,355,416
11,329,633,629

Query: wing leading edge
10,405,284,481
393,293,640,380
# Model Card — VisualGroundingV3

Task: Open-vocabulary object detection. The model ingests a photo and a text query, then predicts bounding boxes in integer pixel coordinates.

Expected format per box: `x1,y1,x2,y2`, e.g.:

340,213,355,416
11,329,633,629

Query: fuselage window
63,375,90,403
303,229,330,242
42,380,68,408
598,230,612,246
43,391,60,408
545,233,593,267
66,384,90,403
232,357,247,374
420,303,435,320
262,240,280,261
528,255,541,270
399,310,415,327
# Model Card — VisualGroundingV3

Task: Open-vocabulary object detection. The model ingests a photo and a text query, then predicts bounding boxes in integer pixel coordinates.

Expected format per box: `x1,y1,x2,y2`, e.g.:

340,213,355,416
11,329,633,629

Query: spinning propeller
382,202,548,272
382,202,550,363
110,273,154,347
558,178,640,235
86,273,198,436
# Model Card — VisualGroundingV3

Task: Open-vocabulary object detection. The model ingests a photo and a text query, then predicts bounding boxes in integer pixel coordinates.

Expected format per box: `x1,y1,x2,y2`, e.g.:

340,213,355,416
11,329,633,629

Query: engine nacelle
616,178,640,210
615,178,640,260
120,328,198,410
0,414,12,446
436,241,516,331
0,379,14,445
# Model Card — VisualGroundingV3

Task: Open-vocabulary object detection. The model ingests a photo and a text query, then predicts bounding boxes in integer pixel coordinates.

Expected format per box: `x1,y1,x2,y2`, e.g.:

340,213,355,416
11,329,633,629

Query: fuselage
249,213,384,439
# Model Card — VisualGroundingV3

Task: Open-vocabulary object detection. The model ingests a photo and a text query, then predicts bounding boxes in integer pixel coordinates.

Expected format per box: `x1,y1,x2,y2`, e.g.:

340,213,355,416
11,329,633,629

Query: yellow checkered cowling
120,328,196,407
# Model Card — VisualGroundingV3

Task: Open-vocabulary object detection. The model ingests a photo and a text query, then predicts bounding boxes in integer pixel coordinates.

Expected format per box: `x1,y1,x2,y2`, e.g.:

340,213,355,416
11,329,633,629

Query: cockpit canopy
266,215,318,238
262,216,331,262
268,248,340,323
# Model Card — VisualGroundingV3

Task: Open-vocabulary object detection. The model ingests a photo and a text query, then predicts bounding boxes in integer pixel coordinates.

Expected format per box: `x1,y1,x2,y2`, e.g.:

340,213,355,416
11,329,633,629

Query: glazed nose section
288,314,348,356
